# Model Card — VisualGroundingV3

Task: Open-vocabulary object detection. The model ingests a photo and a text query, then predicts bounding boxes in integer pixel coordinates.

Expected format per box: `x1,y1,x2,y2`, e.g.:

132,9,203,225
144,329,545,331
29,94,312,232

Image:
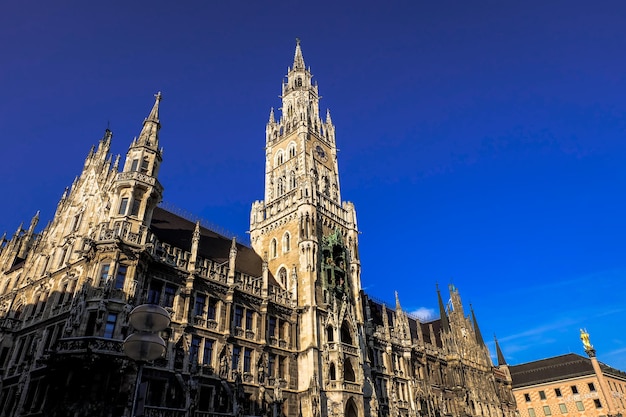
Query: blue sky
2,1,625,369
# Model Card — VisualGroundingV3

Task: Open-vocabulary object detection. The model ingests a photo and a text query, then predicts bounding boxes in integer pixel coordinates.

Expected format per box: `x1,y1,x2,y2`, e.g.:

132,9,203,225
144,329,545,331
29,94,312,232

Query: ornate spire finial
293,38,305,70
269,107,275,123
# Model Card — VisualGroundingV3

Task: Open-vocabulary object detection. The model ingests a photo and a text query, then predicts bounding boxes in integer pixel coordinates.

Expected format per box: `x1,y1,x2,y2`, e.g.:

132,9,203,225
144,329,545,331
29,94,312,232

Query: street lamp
123,304,171,417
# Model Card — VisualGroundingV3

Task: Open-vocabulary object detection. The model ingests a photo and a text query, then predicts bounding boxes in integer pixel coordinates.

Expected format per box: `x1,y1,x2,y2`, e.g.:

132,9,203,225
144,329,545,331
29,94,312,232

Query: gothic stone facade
0,42,516,417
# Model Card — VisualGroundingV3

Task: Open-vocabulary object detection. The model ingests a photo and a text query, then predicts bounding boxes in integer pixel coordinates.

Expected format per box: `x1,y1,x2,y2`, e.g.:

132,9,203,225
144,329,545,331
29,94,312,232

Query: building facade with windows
0,41,516,417
510,332,626,417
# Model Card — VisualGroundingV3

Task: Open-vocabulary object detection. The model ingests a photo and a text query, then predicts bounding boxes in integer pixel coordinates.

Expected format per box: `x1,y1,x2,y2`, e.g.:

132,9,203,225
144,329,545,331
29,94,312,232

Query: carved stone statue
580,329,593,351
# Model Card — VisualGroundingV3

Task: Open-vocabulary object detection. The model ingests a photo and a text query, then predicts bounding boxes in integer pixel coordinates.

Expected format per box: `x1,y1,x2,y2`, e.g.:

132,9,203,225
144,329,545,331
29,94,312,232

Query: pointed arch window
289,171,296,189
275,151,284,167
278,267,287,288
341,320,353,345
288,145,296,158
270,239,277,259
344,358,356,382
277,177,285,197
282,232,291,253
329,363,336,380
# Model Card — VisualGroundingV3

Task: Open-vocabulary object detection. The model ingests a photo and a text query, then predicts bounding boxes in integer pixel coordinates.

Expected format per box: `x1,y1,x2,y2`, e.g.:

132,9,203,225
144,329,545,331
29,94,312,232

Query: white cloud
408,307,436,321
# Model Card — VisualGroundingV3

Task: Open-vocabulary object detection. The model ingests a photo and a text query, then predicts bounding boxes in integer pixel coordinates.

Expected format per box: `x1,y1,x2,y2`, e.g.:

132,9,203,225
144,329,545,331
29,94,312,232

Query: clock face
314,144,328,162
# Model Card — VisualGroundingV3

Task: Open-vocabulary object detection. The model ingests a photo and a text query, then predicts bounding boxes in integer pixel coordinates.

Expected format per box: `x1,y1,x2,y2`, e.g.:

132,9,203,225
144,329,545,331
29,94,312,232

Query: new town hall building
0,42,516,417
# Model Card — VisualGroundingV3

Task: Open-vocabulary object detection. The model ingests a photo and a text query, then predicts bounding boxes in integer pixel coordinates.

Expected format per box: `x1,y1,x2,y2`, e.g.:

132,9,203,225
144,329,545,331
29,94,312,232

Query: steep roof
510,353,626,388
150,207,264,278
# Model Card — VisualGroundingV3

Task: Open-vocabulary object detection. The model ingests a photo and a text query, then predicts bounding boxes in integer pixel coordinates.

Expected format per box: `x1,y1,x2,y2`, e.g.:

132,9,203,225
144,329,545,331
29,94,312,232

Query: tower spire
136,91,162,148
437,284,450,332
471,304,485,346
494,335,507,366
293,38,305,70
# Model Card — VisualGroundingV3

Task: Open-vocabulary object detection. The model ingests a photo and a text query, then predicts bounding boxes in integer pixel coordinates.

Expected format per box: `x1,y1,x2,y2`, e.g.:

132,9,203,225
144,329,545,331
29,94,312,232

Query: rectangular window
232,346,241,371
559,404,567,414
555,388,561,397
103,313,117,338
594,399,602,409
194,294,206,317
243,348,252,373
543,406,551,416
203,339,214,366
245,310,253,330
575,401,584,411
115,265,127,289
571,385,578,394
524,393,531,402
147,281,163,304
588,382,596,392
234,306,244,328
130,199,141,216
539,391,546,400
141,158,149,173
207,297,217,320
99,264,110,286
163,284,176,307
190,336,201,364
118,198,129,215
130,159,139,172
528,408,536,417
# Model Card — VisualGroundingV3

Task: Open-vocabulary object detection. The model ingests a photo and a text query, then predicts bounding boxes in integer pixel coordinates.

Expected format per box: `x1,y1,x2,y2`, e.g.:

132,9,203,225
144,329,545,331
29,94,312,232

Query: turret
110,93,164,231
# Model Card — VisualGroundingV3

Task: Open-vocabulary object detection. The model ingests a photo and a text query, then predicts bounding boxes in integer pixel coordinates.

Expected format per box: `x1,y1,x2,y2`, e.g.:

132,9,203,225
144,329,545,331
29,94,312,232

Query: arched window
289,171,296,189
288,144,296,158
283,232,290,253
341,320,353,345
277,177,285,197
296,77,303,87
270,239,277,258
278,267,287,288
329,363,336,380
326,325,334,342
275,151,284,166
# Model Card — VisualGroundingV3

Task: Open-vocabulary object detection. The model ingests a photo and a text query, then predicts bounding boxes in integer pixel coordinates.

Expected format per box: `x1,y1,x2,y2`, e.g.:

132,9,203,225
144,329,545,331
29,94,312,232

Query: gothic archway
345,397,359,417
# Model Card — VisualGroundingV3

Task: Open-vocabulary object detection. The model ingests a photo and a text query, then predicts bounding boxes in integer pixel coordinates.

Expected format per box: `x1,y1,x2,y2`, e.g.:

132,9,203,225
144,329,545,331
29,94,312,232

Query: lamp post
123,304,171,417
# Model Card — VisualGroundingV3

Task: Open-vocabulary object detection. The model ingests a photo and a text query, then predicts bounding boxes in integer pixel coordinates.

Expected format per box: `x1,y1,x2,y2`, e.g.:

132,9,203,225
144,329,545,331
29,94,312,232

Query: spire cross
155,91,162,101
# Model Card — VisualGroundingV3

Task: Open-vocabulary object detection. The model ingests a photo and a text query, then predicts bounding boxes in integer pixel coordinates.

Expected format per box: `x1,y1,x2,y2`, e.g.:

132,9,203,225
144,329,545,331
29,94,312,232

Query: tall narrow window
203,339,214,366
243,348,252,373
232,346,241,371
283,232,290,253
130,159,139,172
190,336,201,364
118,198,129,215
115,265,127,290
289,171,296,189
234,306,244,328
140,157,149,174
245,310,253,331
268,317,277,338
278,268,287,288
194,294,206,317
207,297,217,320
270,239,277,258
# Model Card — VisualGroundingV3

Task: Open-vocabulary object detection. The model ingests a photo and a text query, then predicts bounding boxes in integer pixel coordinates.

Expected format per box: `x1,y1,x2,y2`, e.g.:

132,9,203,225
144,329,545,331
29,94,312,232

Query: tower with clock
249,40,365,417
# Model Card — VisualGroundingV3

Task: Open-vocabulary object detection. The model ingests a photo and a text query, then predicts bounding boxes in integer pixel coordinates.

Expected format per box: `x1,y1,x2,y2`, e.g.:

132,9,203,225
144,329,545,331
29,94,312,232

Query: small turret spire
437,284,450,332
28,211,40,234
269,107,275,124
494,335,507,366
471,304,485,346
395,291,403,312
293,38,305,70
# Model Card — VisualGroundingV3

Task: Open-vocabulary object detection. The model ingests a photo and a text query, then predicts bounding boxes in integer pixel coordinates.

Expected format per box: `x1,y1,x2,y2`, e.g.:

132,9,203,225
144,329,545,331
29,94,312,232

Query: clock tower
250,40,365,417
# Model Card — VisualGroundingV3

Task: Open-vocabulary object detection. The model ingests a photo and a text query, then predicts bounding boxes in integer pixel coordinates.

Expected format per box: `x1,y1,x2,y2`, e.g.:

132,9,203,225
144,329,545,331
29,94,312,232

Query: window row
269,232,291,258
527,399,600,417
274,144,297,166
524,383,596,402
275,171,297,197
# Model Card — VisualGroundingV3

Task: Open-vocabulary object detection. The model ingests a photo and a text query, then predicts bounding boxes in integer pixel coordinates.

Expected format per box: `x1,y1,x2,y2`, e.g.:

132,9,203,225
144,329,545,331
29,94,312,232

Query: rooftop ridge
158,201,249,245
